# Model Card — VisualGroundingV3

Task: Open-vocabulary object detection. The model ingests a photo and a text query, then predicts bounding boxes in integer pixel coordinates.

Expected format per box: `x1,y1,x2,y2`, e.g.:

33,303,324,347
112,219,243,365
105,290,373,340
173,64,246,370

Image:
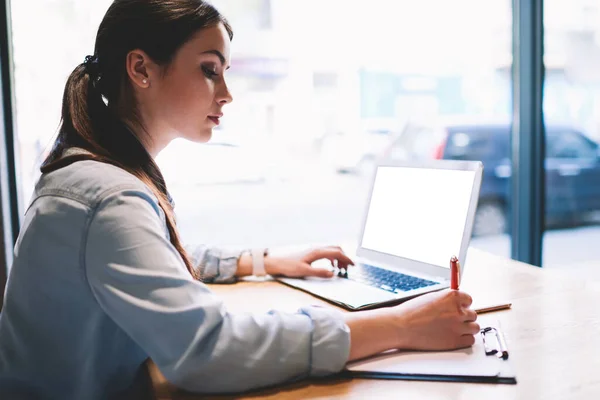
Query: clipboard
345,323,517,384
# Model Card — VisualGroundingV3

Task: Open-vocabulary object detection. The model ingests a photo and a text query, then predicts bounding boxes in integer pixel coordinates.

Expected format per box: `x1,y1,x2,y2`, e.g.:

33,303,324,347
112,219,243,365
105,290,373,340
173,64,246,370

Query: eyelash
202,66,218,79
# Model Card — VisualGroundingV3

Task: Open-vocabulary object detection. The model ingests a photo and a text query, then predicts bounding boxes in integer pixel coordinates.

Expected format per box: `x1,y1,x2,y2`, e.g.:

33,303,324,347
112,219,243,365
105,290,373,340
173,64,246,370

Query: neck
121,119,171,158
116,120,170,196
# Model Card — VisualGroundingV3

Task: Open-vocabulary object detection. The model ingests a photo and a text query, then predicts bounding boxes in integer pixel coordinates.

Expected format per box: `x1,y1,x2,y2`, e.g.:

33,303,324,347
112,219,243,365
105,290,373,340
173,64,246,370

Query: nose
216,80,233,105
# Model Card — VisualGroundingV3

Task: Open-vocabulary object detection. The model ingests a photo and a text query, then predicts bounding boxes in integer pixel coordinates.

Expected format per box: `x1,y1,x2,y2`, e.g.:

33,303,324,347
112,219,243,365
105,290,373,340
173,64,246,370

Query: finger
308,248,355,266
461,308,478,322
457,334,476,348
456,291,473,307
325,245,344,253
304,265,335,278
462,321,481,335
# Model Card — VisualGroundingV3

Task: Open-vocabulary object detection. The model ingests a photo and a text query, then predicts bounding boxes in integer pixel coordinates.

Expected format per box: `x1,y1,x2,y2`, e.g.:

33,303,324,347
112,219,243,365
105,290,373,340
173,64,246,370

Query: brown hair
41,0,233,279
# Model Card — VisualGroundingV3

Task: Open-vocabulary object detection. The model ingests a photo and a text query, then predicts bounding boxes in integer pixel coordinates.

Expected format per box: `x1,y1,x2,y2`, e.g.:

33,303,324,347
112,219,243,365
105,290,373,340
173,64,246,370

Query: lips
208,116,220,125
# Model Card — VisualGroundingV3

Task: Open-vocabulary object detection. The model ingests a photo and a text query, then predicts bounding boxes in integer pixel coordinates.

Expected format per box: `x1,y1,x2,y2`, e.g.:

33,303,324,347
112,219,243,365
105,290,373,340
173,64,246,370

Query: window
543,0,600,274
11,0,513,256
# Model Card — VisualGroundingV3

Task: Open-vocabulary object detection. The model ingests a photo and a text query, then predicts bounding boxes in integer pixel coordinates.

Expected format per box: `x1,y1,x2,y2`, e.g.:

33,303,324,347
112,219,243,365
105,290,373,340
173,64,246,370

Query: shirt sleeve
185,243,245,284
83,188,350,393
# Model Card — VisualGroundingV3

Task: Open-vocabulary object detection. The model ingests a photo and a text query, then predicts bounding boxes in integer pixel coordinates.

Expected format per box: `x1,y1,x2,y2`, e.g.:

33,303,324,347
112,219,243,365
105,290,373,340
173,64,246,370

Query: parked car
320,131,384,174
381,118,600,236
321,124,396,174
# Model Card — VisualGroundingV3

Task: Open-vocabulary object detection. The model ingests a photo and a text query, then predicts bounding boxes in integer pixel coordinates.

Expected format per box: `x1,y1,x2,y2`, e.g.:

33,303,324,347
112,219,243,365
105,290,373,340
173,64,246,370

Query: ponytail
41,58,198,280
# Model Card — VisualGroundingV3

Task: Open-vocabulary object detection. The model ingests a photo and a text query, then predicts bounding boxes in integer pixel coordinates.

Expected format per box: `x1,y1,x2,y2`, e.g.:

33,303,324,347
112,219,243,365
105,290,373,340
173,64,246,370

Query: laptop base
276,276,441,311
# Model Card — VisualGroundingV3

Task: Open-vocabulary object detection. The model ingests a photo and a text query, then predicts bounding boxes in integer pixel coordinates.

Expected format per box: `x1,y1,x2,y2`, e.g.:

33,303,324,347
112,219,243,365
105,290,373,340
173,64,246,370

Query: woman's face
142,23,232,152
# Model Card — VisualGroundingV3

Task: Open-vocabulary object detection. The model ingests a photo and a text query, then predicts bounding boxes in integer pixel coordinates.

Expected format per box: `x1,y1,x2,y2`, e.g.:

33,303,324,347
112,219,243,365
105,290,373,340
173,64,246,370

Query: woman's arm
189,245,354,283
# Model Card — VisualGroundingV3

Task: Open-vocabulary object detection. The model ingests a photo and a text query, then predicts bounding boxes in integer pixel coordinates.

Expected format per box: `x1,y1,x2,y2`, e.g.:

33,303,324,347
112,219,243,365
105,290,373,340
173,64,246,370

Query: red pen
450,256,460,290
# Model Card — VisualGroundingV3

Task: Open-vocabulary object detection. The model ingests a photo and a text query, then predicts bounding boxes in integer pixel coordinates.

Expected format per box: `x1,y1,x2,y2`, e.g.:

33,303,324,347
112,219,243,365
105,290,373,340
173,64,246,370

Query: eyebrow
201,50,230,69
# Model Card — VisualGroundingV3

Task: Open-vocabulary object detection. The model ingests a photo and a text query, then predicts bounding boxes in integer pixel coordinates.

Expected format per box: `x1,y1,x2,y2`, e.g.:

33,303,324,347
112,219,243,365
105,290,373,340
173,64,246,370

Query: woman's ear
125,49,156,89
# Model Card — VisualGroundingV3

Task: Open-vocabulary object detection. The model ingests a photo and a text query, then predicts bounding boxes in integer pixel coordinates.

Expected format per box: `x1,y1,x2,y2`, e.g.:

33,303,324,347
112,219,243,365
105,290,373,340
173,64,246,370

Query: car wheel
473,201,507,237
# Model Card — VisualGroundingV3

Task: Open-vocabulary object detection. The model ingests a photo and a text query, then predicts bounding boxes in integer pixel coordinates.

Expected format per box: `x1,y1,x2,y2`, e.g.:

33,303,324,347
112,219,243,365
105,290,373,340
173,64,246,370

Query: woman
0,1,479,399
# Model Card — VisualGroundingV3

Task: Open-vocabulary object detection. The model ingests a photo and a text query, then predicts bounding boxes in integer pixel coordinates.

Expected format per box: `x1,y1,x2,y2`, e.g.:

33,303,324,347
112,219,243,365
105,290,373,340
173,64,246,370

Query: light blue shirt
0,158,350,399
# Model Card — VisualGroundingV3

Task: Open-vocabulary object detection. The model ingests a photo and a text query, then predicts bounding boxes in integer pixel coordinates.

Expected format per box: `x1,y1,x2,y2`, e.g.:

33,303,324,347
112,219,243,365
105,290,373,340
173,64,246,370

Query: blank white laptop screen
360,166,476,269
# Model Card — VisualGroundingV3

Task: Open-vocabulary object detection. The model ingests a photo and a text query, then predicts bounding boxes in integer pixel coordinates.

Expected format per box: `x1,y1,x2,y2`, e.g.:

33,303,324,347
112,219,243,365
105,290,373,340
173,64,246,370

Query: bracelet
251,248,268,276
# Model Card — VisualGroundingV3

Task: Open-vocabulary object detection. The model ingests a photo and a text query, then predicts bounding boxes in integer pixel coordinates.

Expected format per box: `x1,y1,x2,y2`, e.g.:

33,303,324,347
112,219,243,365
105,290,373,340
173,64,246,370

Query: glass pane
543,0,600,274
12,0,512,258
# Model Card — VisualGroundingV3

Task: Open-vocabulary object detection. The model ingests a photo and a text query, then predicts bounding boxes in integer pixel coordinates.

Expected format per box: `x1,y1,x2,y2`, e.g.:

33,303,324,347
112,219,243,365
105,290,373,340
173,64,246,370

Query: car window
547,131,598,159
444,127,505,161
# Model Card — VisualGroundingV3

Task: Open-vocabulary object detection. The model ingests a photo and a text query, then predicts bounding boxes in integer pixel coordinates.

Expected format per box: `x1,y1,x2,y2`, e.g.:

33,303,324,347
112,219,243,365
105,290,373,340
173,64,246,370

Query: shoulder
34,160,159,211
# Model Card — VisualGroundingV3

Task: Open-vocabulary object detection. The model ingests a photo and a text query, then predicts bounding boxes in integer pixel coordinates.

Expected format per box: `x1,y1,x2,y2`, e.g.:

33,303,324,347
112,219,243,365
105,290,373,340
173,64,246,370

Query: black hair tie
83,55,101,81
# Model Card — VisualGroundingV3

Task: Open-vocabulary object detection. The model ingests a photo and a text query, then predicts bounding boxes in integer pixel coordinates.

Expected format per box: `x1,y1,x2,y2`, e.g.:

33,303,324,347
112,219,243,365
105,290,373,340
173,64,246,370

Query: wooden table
149,248,600,399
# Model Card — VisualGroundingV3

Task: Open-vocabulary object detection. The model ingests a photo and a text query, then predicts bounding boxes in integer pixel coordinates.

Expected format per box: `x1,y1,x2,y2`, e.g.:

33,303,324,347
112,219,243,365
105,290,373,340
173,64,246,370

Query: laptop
276,159,484,310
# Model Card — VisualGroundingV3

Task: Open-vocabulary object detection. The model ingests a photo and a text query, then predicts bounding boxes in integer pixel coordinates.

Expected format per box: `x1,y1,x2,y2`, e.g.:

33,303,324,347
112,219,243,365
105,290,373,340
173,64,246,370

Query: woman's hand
264,246,354,278
345,289,479,361
391,289,479,350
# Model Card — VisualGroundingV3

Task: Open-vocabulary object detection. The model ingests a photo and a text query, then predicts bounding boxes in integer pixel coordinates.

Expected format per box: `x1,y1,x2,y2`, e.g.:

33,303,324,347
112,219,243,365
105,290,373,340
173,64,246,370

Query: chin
186,129,213,143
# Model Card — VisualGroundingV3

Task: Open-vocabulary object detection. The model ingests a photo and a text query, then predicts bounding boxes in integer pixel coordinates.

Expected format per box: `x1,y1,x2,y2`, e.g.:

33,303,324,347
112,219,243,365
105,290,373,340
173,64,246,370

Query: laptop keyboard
346,263,438,293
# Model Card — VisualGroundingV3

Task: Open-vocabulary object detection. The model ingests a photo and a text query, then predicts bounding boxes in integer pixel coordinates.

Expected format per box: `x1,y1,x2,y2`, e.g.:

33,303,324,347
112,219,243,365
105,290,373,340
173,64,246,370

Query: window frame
1,0,22,309
511,0,545,267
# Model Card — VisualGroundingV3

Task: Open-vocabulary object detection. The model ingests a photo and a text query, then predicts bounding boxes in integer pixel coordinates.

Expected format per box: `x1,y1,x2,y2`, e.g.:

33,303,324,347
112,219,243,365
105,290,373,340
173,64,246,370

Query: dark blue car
383,120,600,236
